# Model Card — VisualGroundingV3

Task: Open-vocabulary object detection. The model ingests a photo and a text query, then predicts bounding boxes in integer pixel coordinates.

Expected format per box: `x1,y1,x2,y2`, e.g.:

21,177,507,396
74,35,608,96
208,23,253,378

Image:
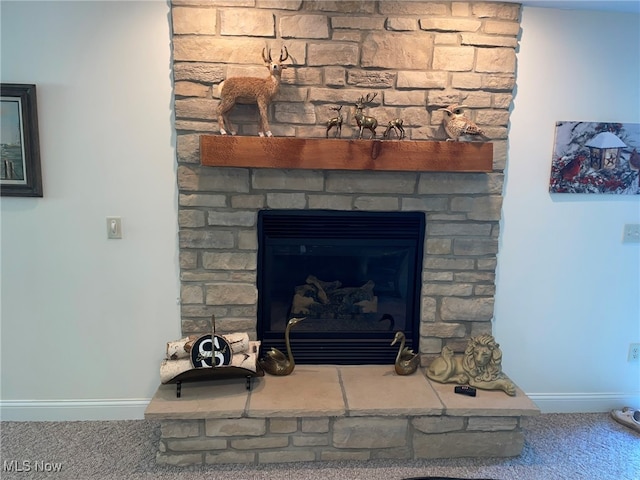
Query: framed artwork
549,121,640,194
1,83,43,197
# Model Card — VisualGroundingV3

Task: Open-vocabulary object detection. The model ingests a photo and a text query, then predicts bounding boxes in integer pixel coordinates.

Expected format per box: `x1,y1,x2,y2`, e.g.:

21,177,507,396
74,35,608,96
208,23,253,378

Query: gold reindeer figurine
217,46,290,137
383,118,405,140
326,106,344,138
354,93,378,139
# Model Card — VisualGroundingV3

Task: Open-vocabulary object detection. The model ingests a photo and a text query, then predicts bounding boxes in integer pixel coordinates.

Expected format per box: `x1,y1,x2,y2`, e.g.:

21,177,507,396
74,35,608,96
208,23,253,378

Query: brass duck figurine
391,331,420,375
258,317,305,375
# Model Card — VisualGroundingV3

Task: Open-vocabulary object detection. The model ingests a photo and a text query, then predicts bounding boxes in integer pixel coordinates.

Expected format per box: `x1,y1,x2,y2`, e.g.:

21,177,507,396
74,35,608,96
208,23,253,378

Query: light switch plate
622,224,640,244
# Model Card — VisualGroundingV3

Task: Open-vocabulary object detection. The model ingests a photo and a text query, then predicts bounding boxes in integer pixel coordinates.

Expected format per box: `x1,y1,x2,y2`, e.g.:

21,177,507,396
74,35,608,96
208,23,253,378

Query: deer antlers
262,46,289,64
357,92,378,105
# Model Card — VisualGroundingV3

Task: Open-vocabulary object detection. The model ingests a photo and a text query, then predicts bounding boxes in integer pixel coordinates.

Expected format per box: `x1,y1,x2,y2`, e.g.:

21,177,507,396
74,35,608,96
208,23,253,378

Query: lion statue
426,334,516,396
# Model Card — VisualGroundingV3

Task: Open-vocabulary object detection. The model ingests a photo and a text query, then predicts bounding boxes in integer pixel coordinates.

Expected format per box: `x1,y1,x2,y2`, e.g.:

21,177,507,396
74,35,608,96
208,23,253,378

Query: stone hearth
145,366,539,466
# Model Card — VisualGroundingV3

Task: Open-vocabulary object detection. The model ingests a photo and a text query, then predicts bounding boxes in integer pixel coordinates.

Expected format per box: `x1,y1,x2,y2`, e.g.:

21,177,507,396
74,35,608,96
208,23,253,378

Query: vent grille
261,339,405,365
259,210,424,240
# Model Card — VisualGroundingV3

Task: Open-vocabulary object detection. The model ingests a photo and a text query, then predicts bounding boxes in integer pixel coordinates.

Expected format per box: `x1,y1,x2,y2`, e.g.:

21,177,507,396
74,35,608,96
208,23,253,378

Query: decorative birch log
223,332,250,354
166,335,198,360
160,358,192,383
229,342,261,370
160,339,261,383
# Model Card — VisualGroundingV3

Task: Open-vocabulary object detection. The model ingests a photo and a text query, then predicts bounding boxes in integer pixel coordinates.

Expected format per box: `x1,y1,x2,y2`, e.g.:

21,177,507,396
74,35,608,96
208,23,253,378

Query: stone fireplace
174,0,519,365
145,2,542,466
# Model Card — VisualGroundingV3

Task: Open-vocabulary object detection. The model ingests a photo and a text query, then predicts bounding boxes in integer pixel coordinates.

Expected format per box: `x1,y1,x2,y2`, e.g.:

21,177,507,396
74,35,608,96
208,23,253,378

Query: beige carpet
1,413,638,479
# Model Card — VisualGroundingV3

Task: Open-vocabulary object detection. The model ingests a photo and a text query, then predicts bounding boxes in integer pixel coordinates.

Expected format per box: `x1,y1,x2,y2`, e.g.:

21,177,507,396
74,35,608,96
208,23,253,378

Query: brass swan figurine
391,331,419,375
258,317,305,375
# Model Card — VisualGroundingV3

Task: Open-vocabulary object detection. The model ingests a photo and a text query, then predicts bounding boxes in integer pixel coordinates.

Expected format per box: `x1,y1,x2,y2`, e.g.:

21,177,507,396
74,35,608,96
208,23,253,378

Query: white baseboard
0,399,151,421
528,392,640,413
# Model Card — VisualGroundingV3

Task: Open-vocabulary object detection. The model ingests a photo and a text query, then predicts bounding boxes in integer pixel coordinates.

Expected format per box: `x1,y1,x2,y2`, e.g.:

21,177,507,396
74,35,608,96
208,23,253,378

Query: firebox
257,210,425,365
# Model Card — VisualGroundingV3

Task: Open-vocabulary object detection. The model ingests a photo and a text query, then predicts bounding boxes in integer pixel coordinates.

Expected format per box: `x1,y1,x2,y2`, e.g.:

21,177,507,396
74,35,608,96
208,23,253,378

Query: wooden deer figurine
325,106,343,138
354,93,378,139
217,46,289,137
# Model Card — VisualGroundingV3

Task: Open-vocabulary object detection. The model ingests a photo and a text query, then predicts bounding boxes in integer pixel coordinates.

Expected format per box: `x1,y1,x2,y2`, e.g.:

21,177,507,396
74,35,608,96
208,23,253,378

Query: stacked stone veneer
172,1,522,362
147,364,540,465
158,415,526,465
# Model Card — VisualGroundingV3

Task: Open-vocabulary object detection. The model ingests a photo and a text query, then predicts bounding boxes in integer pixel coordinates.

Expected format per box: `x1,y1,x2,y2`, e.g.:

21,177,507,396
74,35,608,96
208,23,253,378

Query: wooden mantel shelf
200,135,493,172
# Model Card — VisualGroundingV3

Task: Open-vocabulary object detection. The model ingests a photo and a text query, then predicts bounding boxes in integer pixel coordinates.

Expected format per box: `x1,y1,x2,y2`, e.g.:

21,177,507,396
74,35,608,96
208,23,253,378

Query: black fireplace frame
257,210,425,365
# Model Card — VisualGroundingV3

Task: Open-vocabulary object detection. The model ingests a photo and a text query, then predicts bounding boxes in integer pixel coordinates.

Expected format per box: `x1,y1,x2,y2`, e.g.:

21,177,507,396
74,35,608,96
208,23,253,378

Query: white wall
0,1,180,420
494,7,640,412
0,2,638,420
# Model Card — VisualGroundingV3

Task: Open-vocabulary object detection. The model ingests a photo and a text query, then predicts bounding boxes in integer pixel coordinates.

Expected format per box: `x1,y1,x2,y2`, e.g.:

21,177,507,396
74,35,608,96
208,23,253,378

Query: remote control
454,385,477,397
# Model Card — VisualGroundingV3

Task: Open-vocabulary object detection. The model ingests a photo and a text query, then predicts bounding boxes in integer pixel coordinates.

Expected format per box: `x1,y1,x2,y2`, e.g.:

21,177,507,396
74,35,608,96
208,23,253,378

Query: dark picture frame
1,83,43,197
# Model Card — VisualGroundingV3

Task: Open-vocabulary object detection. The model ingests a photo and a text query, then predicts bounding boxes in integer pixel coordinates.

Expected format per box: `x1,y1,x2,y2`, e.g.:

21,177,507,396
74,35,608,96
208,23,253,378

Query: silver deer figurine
217,46,289,137
354,93,378,139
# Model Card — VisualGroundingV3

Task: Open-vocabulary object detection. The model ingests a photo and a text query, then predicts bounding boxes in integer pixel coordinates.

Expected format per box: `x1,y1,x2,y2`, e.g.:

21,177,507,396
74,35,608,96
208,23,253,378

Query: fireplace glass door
257,210,424,365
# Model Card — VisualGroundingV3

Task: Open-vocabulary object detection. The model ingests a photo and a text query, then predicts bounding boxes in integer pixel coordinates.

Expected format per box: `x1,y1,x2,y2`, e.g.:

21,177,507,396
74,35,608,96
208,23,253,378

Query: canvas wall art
549,121,640,194
1,83,42,197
